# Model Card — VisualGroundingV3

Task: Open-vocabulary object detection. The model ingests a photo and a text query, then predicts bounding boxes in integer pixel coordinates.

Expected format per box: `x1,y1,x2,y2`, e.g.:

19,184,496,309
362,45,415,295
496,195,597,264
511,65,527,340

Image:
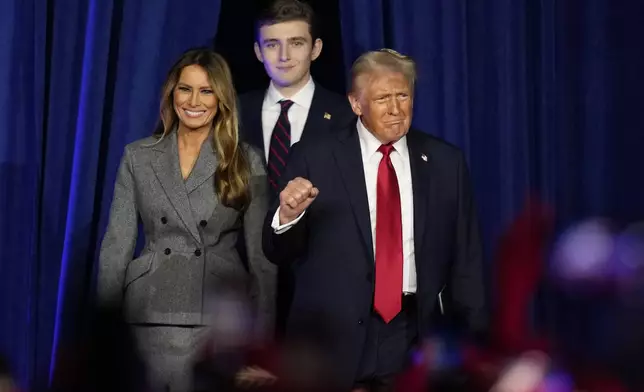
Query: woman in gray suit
97,48,275,392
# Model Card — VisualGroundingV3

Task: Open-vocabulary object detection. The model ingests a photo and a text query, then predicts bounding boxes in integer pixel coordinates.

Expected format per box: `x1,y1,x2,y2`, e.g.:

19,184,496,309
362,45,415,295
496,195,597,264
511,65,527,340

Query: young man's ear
254,42,264,63
311,38,323,61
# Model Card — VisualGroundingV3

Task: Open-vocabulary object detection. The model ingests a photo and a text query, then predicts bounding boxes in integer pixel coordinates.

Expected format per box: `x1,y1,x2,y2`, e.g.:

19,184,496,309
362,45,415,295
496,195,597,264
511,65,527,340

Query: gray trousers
133,325,208,392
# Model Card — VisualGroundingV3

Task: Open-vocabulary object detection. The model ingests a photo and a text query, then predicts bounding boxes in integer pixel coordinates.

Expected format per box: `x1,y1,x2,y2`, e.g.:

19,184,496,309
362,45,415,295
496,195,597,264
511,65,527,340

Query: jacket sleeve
243,145,277,338
449,151,488,338
261,140,310,266
97,146,139,305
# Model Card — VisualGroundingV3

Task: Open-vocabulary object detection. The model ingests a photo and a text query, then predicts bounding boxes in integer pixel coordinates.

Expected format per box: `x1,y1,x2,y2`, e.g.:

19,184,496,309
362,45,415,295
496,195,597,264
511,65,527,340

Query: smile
184,109,206,118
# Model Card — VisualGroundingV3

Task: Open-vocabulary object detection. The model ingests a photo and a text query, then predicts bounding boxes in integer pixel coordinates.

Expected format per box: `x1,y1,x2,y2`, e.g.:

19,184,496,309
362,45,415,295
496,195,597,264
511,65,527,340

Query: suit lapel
301,87,332,141
151,133,200,242
184,139,217,194
185,140,218,234
333,126,374,263
406,131,430,256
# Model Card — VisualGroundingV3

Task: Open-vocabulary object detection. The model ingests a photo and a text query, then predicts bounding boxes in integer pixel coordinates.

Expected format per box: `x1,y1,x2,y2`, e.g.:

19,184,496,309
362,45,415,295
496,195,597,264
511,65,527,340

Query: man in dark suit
262,49,488,391
239,0,354,186
239,0,354,336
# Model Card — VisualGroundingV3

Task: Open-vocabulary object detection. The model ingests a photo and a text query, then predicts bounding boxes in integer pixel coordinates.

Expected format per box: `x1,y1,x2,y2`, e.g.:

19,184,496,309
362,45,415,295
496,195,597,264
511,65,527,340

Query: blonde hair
156,48,250,210
350,48,417,95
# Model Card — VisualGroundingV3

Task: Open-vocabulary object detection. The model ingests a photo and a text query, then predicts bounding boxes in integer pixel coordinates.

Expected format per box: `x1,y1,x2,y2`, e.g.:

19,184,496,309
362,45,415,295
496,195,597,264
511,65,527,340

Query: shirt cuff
271,207,306,234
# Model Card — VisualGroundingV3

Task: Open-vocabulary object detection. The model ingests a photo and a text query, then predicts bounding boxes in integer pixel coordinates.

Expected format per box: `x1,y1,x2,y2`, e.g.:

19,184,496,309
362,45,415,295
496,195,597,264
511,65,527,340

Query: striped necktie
267,99,294,190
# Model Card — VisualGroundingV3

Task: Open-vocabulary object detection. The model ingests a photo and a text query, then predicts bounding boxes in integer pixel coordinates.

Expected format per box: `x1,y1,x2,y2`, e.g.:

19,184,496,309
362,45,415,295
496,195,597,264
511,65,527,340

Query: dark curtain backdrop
0,0,222,389
339,0,644,362
2,0,644,389
215,0,346,95
340,0,644,256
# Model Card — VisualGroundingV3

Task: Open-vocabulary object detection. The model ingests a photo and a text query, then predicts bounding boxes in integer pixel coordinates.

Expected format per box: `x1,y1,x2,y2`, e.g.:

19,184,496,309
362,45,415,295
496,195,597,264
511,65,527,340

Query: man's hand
278,177,319,225
235,366,278,389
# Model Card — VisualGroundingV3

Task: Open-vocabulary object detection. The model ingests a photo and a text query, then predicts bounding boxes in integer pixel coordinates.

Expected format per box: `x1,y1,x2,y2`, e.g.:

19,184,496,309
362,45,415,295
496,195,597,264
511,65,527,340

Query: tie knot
279,99,294,112
378,143,395,157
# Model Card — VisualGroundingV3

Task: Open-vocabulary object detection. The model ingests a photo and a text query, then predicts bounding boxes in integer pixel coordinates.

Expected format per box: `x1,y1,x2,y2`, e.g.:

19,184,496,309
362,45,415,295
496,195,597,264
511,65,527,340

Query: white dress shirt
261,77,315,162
271,118,417,293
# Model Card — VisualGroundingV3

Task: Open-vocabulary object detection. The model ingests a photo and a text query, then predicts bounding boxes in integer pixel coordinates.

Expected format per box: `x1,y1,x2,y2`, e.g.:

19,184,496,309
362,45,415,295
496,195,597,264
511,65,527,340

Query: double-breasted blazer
98,131,276,332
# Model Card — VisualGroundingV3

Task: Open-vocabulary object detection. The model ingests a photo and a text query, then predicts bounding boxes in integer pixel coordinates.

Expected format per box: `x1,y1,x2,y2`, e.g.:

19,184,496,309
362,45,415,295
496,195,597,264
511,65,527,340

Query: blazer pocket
124,252,155,289
209,254,248,278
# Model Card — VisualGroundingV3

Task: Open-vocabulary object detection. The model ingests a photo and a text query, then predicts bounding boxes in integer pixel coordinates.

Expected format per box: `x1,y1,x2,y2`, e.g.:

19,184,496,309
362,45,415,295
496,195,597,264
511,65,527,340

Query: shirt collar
266,76,315,109
356,117,409,161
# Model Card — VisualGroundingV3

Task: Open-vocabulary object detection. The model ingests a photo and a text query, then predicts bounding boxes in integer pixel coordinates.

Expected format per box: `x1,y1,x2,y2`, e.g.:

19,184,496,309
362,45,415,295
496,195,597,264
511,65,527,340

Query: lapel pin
421,154,428,162
324,112,331,120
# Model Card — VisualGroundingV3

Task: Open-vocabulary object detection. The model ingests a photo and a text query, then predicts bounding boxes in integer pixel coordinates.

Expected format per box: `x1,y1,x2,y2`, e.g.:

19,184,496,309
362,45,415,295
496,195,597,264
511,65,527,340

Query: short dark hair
255,0,319,42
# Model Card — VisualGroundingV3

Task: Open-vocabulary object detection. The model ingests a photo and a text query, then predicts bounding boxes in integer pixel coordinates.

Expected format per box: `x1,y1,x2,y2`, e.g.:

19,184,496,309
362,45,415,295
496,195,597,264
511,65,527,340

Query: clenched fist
279,177,319,225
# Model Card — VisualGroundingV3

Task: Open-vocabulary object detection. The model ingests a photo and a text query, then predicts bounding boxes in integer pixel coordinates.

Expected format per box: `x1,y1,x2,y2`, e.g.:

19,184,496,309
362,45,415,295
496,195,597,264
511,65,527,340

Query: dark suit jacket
238,83,356,339
262,124,487,387
238,84,355,162
98,132,276,333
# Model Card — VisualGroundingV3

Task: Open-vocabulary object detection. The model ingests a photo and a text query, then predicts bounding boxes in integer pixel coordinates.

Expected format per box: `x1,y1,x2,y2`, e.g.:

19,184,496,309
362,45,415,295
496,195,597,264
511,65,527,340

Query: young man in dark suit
239,0,355,337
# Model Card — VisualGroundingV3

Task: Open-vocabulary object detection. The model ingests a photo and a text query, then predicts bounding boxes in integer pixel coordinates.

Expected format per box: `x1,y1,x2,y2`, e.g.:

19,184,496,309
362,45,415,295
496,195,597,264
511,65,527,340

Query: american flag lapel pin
421,154,428,162
324,112,331,120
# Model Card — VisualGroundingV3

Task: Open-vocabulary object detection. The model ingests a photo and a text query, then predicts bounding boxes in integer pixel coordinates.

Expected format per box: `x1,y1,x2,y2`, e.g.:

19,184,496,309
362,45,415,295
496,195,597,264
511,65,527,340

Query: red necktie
374,144,404,323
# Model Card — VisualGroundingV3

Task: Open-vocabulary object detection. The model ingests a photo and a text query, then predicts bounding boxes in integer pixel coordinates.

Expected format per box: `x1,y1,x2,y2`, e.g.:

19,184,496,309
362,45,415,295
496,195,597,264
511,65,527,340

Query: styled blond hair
156,48,250,210
350,48,416,95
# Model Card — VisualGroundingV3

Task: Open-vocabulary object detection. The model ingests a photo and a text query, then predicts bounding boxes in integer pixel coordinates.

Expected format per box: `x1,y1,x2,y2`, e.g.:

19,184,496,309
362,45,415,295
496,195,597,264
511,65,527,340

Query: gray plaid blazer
97,131,275,332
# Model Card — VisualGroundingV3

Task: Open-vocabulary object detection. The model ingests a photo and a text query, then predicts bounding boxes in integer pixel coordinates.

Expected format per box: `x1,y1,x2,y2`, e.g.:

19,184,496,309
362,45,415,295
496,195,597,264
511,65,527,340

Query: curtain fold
0,0,222,388
3,0,644,387
339,0,644,364
338,0,644,254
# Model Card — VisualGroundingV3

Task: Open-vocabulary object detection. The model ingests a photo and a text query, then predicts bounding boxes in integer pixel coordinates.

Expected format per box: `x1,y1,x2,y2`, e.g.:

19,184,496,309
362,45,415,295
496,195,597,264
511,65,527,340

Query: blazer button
194,248,202,256
160,217,167,224
199,220,207,227
164,248,171,255
357,319,364,325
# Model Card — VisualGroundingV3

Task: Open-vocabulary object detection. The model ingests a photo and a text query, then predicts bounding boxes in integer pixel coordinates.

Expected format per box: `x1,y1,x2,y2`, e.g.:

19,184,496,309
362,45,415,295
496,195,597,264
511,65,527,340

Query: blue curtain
339,0,644,364
0,0,221,388
339,0,644,255
4,0,644,388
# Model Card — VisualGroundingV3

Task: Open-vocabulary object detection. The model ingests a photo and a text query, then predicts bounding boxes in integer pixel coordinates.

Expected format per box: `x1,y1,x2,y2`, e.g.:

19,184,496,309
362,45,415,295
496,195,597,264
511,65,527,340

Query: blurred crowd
3,199,644,392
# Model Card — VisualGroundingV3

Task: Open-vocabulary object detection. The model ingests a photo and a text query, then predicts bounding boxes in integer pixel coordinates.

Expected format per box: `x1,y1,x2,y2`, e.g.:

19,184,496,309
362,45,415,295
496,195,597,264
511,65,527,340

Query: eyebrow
373,90,410,99
262,36,308,44
374,88,409,94
177,82,213,89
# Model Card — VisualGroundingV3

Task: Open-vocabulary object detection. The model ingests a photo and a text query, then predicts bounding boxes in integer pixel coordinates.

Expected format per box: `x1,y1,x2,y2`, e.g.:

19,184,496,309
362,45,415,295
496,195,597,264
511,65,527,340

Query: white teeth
185,110,205,117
